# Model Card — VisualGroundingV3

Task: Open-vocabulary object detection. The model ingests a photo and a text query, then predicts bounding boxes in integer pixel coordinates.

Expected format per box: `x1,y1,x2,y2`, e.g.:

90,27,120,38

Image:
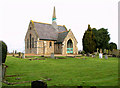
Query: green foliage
109,42,117,51
82,25,96,53
1,41,7,63
92,28,110,51
81,50,85,54
15,50,17,54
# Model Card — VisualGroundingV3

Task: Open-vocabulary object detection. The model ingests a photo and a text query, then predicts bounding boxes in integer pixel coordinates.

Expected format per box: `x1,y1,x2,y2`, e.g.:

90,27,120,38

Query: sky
0,0,119,53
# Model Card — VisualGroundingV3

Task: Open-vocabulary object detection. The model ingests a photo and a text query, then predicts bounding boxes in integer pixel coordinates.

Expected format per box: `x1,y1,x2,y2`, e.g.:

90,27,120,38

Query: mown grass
2,56,118,86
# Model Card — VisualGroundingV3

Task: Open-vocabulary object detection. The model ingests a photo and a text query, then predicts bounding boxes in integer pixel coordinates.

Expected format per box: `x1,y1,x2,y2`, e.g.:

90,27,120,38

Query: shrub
82,24,96,53
0,41,7,63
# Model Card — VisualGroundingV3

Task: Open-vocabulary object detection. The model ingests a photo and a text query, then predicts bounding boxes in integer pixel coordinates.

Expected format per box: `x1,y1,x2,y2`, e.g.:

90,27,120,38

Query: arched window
67,39,73,48
27,39,29,48
49,42,52,48
32,38,34,48
30,27,31,30
67,39,73,54
30,34,32,48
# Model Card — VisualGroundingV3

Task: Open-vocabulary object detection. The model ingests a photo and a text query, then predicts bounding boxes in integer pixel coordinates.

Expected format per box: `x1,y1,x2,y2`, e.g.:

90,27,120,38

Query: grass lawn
2,56,118,87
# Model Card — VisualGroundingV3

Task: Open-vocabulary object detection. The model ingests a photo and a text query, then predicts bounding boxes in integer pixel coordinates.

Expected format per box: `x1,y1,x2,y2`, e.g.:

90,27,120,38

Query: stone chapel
25,7,78,55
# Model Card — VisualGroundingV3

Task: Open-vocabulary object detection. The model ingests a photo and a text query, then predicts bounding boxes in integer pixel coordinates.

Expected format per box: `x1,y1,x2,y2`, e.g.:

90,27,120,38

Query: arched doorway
67,39,73,54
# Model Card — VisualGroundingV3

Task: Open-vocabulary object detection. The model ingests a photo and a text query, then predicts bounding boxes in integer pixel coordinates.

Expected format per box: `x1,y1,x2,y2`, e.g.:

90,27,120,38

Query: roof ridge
32,20,51,25
58,31,68,33
32,20,64,26
57,25,63,26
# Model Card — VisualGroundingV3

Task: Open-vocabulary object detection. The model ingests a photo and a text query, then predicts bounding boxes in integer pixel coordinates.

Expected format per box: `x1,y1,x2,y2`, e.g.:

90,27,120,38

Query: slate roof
56,31,69,43
33,21,68,42
58,26,67,32
34,22,58,40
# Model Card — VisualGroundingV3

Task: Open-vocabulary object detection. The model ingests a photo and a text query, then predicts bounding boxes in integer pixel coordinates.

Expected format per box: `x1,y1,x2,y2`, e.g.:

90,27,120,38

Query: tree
0,41,7,63
82,25,96,53
109,42,117,51
92,28,110,52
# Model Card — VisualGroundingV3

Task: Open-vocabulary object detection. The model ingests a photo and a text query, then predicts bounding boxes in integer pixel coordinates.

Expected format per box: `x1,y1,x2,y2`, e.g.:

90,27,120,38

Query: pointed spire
52,6,58,30
52,6,56,19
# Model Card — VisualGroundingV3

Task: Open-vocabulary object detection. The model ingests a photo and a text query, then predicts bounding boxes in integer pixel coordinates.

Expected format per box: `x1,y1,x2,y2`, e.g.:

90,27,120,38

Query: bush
78,50,81,54
0,41,7,63
82,24,96,53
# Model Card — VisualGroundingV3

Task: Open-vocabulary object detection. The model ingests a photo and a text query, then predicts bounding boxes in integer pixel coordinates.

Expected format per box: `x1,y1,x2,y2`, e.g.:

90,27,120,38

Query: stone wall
54,43,62,54
25,22,38,54
37,40,54,55
44,41,54,55
62,30,78,55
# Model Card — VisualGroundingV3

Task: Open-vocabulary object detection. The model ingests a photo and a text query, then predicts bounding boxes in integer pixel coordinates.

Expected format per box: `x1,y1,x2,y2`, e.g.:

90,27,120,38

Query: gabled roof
56,31,69,43
58,26,67,32
32,21,67,41
33,21,58,40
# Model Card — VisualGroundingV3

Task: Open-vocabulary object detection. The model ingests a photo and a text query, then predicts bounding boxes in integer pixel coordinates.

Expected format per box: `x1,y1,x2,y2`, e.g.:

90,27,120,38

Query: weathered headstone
51,53,54,59
91,86,96,88
97,48,99,53
105,55,108,59
99,53,103,59
22,53,25,59
92,54,95,58
106,50,108,55
15,50,17,54
18,52,21,58
112,49,119,57
109,50,112,55
100,49,102,53
13,50,15,57
77,86,83,88
104,49,106,54
31,80,47,88
2,63,7,80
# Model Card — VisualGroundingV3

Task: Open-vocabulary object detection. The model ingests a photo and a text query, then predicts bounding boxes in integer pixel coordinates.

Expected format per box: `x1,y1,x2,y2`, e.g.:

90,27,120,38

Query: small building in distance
25,7,78,55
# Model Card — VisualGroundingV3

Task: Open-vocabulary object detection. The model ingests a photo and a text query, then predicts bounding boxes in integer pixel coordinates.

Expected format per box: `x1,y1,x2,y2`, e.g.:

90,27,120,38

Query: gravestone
18,52,21,58
100,49,102,53
15,50,17,54
104,49,106,54
99,53,103,59
31,80,47,88
112,49,119,57
2,63,6,80
105,55,108,59
109,50,112,55
106,50,108,55
97,48,99,53
13,50,15,57
92,54,95,58
77,86,83,88
51,53,54,59
22,53,25,59
91,86,96,88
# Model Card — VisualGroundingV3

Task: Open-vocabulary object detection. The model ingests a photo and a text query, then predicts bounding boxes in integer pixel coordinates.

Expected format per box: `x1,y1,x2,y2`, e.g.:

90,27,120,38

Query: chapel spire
52,6,58,30
52,6,56,22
